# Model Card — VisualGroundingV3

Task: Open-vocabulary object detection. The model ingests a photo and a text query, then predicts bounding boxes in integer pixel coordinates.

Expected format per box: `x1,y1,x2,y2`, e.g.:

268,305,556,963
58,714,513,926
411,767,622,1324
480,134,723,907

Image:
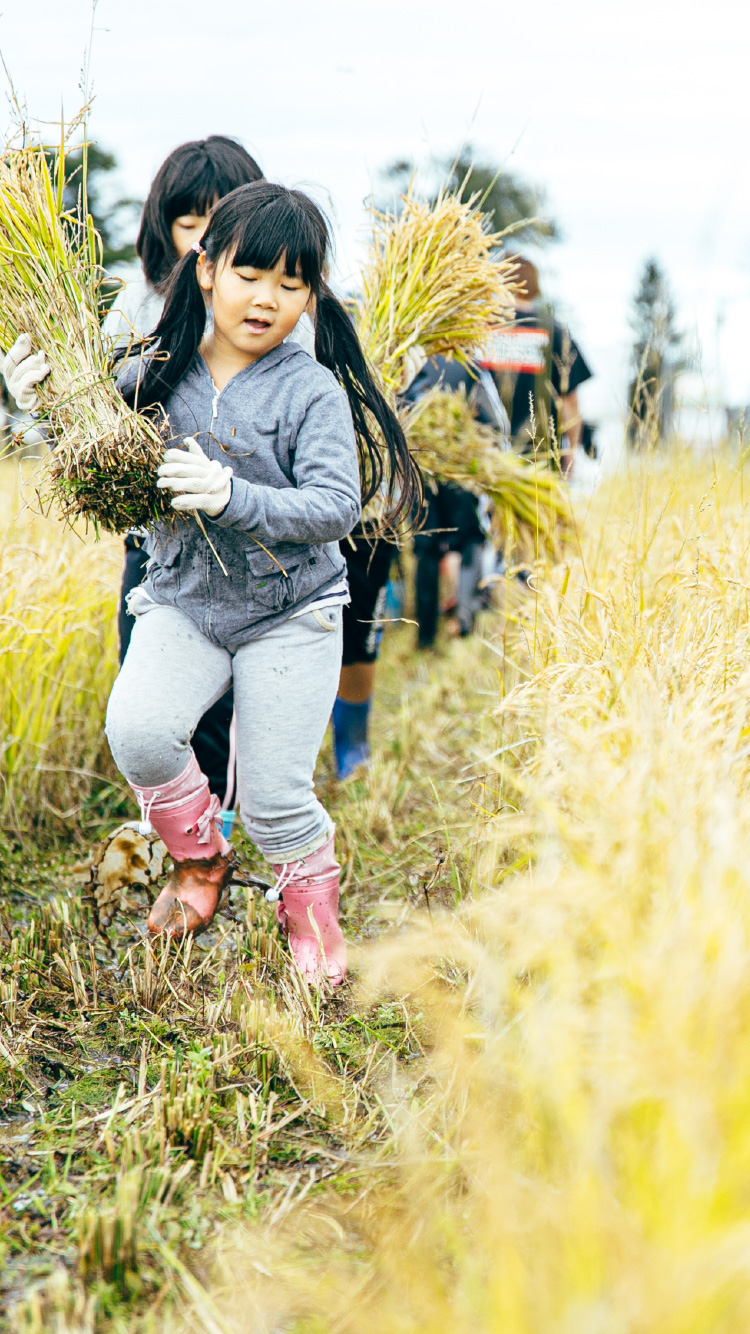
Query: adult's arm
559,389,582,474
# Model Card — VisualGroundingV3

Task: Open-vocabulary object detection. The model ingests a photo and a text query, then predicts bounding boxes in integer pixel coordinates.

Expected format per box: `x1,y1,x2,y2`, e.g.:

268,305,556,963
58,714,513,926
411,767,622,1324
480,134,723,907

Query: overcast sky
1,0,749,451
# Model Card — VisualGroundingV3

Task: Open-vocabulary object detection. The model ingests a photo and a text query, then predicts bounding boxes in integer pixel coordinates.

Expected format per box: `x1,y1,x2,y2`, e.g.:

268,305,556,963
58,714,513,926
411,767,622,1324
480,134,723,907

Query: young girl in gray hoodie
103,181,421,985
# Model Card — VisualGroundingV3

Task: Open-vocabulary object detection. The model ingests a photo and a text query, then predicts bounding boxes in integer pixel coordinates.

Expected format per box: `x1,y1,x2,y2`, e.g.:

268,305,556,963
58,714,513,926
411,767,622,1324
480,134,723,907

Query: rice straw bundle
405,387,571,563
357,188,517,396
0,139,171,533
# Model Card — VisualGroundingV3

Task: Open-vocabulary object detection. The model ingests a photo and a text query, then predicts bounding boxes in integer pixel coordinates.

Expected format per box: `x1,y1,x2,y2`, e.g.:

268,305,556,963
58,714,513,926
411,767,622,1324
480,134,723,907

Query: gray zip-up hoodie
124,341,361,649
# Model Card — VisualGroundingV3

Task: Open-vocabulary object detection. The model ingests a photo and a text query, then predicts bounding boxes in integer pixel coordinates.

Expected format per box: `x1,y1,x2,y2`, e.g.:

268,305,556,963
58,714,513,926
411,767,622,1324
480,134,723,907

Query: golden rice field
0,462,121,837
5,449,750,1333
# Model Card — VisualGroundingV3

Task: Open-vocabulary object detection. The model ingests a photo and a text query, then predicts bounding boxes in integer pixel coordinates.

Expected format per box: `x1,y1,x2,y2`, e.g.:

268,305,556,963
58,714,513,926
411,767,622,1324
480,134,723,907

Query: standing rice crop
165,456,750,1334
0,463,121,836
0,137,171,533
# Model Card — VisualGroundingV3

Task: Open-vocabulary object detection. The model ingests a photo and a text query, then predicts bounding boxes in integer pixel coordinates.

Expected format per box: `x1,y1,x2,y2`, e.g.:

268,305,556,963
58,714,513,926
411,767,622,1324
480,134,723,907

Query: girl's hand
2,334,51,410
157,437,233,517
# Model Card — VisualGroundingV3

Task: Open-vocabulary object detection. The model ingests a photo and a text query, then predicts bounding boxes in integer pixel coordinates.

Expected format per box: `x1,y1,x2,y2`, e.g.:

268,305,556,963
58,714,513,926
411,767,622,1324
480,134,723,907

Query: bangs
138,136,263,287
230,193,325,288
163,145,262,225
164,162,223,223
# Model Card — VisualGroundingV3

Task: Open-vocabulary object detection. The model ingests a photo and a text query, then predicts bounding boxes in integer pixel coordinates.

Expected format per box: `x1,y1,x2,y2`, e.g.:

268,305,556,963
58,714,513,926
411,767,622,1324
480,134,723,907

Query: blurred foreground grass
6,451,750,1332
0,460,122,839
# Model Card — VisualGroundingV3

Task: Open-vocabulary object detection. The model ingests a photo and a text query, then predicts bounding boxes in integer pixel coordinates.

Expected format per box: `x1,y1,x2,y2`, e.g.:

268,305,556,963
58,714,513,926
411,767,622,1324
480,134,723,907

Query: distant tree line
51,142,142,269
377,144,559,250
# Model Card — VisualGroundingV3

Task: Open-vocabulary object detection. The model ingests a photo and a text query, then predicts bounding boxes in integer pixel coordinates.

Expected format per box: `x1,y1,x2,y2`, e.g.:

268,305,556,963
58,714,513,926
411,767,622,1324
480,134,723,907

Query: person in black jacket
479,256,592,473
402,356,509,649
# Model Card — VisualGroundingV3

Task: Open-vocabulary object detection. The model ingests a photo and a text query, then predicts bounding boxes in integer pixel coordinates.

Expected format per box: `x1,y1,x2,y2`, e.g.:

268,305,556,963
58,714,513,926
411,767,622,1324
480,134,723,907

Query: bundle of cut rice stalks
405,387,572,564
357,187,517,396
0,138,170,533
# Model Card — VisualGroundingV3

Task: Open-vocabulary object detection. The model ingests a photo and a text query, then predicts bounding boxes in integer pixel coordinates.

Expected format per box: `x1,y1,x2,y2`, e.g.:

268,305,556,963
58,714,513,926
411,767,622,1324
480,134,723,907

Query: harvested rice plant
4,446,750,1332
0,145,171,533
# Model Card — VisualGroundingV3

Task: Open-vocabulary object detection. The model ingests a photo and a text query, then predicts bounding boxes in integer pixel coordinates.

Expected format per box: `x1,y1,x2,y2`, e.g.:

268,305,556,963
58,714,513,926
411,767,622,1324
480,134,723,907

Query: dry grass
9,449,750,1333
172,451,750,1333
0,461,122,837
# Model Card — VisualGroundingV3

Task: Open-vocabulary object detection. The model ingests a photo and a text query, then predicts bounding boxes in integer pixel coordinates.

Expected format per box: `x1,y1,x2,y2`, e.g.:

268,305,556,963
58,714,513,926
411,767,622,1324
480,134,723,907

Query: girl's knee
105,692,186,787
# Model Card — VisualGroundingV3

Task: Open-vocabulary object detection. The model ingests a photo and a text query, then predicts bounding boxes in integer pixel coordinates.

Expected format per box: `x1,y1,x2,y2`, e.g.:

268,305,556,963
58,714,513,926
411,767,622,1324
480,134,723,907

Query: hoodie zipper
207,382,221,639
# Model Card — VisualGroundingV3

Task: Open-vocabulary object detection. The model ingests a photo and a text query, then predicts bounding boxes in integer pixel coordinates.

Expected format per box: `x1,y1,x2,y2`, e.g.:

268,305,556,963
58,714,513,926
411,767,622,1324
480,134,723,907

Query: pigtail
315,283,423,529
117,249,207,415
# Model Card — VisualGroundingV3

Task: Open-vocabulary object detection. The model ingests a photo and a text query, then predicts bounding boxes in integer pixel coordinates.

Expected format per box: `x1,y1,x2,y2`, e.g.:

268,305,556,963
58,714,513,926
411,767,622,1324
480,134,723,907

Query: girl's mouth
243,317,272,334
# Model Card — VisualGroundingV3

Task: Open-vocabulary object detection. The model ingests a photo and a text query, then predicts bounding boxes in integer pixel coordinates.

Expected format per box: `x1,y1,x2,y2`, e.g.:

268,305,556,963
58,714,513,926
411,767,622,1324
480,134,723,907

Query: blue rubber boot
219,810,236,842
332,697,371,779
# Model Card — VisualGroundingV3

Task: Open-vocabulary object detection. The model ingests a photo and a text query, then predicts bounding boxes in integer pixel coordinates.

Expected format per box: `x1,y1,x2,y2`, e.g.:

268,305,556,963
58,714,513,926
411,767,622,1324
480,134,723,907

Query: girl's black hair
123,181,422,526
137,136,263,289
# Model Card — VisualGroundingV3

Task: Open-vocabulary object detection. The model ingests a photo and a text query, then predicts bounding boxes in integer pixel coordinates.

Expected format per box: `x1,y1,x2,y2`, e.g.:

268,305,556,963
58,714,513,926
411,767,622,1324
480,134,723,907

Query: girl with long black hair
104,182,421,984
2,138,271,805
105,137,267,807
2,137,278,806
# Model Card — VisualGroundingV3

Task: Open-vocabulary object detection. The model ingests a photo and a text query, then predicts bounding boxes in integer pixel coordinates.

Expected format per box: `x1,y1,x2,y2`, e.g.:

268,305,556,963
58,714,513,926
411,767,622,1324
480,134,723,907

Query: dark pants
413,483,484,647
340,533,396,666
118,535,235,802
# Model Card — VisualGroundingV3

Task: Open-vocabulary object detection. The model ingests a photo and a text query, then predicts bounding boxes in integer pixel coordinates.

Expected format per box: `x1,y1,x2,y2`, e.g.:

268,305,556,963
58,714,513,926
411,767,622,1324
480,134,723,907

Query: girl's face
198,252,311,362
171,210,212,259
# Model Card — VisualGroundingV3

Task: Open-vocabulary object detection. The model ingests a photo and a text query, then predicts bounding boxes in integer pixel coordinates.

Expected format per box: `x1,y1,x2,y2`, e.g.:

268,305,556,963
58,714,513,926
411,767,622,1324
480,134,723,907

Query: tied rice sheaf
0,136,171,533
355,187,570,555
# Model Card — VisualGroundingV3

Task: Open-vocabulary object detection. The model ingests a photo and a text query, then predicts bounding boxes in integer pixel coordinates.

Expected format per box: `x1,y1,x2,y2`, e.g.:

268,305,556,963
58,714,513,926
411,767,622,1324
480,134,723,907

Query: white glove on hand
400,343,427,393
2,334,51,411
157,437,233,517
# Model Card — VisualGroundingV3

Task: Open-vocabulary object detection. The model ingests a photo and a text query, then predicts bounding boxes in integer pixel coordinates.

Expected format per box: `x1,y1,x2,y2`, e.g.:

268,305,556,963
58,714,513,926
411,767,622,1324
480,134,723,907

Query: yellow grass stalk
405,386,572,562
0,465,120,834
357,187,517,396
0,139,171,533
174,455,750,1334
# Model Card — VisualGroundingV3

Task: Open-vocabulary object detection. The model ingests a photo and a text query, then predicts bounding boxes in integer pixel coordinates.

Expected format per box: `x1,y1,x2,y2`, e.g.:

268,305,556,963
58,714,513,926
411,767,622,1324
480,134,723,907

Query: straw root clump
0,142,172,533
405,386,571,561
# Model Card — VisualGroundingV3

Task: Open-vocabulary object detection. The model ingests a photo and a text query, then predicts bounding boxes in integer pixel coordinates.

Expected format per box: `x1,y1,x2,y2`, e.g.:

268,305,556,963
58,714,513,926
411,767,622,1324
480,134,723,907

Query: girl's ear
196,255,214,293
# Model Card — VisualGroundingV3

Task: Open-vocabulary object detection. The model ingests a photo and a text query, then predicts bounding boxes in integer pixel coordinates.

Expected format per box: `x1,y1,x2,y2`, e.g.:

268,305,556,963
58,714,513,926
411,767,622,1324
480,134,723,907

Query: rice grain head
404,386,572,563
357,187,518,396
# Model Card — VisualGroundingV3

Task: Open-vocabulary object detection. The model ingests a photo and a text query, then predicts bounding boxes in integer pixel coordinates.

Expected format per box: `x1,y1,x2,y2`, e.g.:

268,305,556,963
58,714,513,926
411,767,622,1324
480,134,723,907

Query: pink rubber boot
268,834,347,985
129,753,234,938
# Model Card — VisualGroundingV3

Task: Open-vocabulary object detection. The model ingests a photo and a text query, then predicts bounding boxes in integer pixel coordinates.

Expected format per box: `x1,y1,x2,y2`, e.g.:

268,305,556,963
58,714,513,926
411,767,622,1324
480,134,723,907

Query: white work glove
157,436,233,517
400,342,427,393
2,334,51,411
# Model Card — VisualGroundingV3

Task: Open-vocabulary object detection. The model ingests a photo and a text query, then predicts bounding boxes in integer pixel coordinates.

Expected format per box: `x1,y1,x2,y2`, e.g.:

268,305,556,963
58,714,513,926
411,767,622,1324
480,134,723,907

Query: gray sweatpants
105,602,342,862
